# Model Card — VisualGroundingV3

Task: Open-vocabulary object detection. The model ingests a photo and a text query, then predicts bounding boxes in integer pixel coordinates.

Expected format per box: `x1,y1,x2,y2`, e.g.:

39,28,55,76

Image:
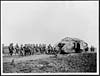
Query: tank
54,37,88,54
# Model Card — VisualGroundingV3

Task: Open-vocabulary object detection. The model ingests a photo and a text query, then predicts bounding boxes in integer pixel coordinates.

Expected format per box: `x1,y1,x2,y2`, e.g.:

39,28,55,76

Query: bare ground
3,53,97,73
3,54,52,63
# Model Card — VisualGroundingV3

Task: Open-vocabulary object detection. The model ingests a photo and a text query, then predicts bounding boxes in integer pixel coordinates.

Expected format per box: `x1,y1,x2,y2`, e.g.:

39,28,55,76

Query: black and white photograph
1,1,99,75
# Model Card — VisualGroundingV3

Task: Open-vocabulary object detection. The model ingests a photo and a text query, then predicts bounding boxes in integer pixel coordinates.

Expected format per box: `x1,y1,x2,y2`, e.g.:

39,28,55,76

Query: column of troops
8,43,59,56
6,42,96,56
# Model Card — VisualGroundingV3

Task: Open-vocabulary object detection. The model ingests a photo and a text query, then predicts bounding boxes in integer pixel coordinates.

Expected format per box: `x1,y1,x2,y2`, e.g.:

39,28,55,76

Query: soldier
53,47,58,57
29,44,34,55
52,47,56,54
57,43,65,54
41,44,46,54
8,43,14,56
28,45,34,55
74,41,81,53
85,47,89,52
23,44,28,56
47,44,53,54
39,44,44,54
33,46,37,54
43,44,46,54
50,45,53,54
90,46,95,52
38,44,41,54
19,44,24,56
47,44,50,54
24,44,31,56
31,44,36,55
23,44,26,56
15,44,20,55
37,47,41,54
35,44,40,54
45,46,48,54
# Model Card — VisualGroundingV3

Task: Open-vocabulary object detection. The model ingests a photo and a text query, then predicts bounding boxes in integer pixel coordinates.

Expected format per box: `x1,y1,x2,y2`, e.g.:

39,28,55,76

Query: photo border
0,0,99,76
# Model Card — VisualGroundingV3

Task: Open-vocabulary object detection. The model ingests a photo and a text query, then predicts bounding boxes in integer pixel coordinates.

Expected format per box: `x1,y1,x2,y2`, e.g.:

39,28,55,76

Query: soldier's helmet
25,44,27,47
21,44,23,47
10,43,13,46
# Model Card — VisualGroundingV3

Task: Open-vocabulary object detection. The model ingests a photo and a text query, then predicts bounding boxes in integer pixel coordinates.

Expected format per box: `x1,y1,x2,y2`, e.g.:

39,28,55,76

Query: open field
3,52,97,73
3,54,53,63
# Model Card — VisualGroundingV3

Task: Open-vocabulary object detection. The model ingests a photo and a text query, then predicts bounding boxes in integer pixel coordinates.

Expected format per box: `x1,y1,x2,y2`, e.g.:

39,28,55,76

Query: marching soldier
19,44,24,56
47,44,53,54
90,46,95,52
8,43,14,56
73,41,81,53
15,44,20,55
57,43,65,54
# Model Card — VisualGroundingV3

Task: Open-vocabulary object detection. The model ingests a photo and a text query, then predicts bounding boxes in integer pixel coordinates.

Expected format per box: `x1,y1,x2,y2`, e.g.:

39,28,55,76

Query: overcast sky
1,1,98,47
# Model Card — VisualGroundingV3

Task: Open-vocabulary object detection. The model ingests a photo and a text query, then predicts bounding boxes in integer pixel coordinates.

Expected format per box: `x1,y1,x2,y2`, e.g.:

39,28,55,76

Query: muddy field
3,53,96,73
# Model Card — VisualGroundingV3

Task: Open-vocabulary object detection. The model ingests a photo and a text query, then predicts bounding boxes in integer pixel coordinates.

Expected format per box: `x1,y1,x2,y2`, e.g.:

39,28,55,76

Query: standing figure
74,41,81,53
53,47,57,55
45,46,48,54
47,44,52,54
31,44,35,55
29,45,33,55
8,43,14,56
23,44,31,56
90,46,95,52
85,47,89,52
58,43,65,54
42,45,46,54
19,44,24,56
15,44,20,55
35,44,40,54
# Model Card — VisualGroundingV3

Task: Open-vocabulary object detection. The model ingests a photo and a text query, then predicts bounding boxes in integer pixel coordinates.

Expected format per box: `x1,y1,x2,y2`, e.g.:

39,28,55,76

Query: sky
1,1,99,47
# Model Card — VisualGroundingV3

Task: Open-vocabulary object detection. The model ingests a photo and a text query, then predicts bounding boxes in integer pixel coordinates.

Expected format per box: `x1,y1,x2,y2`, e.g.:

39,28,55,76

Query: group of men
8,43,59,56
7,42,95,56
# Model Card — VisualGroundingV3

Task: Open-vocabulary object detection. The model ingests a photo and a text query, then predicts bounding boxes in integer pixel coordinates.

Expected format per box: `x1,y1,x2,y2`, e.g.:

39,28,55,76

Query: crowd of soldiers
8,43,59,56
7,42,96,56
